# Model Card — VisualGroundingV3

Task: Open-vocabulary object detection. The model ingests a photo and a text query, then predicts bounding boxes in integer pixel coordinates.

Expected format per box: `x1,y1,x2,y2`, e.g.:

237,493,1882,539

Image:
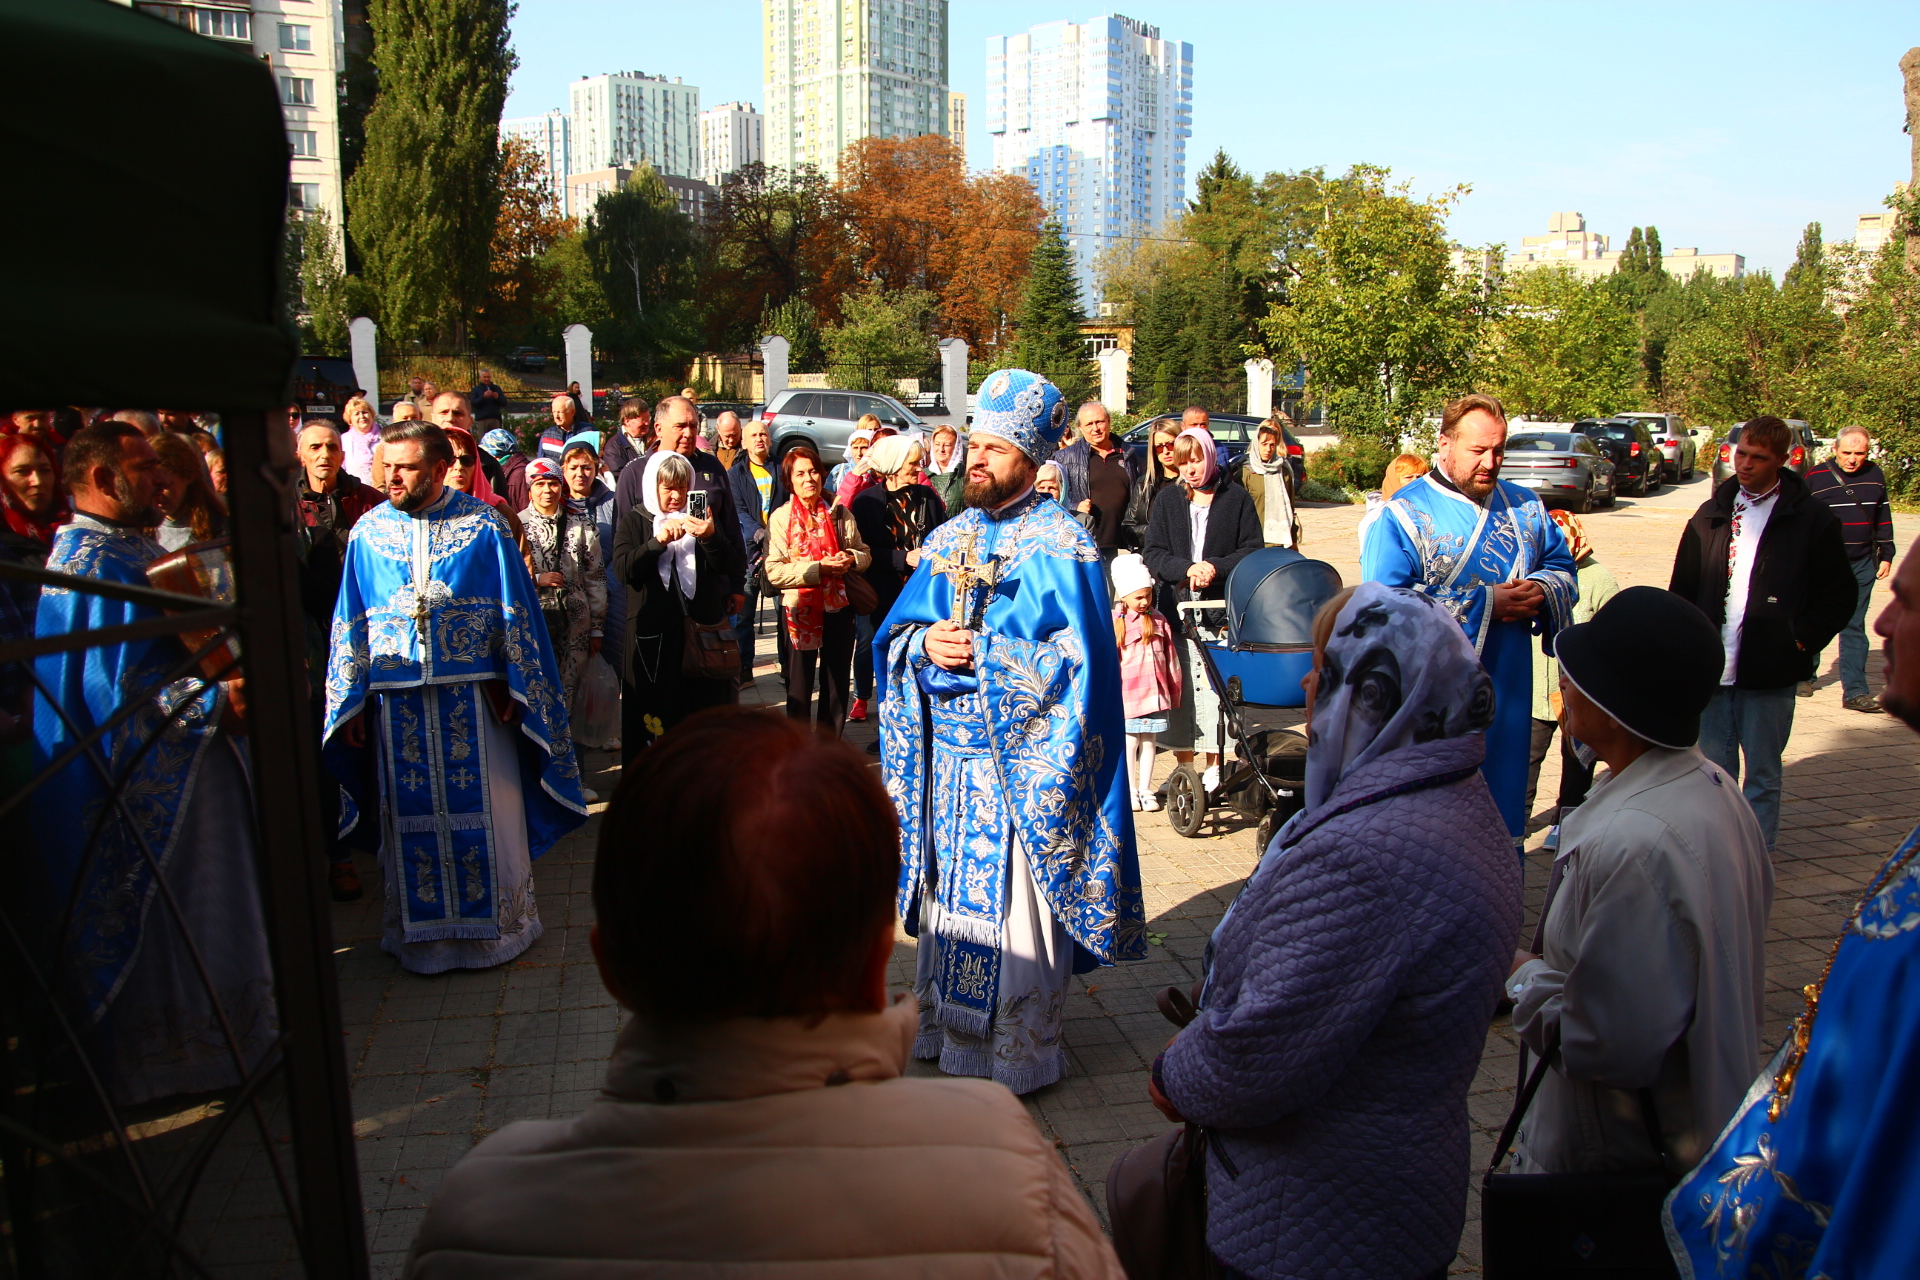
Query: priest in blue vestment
1360,394,1577,844
325,421,587,974
1665,540,1920,1280
34,422,276,1104
876,368,1146,1095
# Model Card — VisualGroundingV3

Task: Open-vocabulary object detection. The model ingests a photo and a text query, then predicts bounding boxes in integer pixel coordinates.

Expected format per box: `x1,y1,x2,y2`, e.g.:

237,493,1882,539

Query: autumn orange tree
831,135,1044,352
476,134,570,345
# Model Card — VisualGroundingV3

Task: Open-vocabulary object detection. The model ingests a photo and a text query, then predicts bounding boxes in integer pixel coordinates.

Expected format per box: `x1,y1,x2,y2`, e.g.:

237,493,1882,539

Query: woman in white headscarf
610,450,736,756
1147,581,1523,1280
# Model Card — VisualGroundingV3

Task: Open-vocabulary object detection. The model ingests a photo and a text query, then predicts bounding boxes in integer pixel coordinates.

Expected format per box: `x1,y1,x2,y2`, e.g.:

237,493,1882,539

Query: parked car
1615,411,1697,481
908,391,947,415
508,346,546,371
1710,419,1818,488
760,388,926,466
1576,418,1662,496
1120,413,1305,491
1500,431,1615,514
697,399,760,429
290,354,361,421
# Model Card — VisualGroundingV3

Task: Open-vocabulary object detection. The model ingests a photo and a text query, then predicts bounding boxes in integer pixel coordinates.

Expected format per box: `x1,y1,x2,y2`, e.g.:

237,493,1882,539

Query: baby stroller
1166,548,1344,850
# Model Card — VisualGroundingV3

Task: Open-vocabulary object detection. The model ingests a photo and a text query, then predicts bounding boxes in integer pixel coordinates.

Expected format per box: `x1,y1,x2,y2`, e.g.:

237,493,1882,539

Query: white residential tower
699,101,765,188
501,108,573,216
762,0,952,177
988,14,1193,299
570,71,701,181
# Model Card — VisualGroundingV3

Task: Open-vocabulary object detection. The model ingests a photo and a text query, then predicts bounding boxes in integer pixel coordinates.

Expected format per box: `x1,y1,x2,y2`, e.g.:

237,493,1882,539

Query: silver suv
1615,411,1697,481
760,388,925,466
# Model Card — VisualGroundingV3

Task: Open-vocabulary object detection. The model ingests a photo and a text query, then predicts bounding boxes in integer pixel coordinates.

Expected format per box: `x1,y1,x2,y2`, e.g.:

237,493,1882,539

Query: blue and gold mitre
971,367,1070,464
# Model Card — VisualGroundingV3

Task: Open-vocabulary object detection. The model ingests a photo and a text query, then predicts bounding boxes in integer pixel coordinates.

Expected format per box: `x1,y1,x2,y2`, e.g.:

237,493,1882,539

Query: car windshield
1508,434,1576,451
1585,425,1633,441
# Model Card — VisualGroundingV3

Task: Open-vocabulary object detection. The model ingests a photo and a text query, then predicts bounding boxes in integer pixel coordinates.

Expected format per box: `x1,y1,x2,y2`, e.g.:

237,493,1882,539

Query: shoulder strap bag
1104,982,1217,1280
1480,1025,1679,1279
677,565,740,682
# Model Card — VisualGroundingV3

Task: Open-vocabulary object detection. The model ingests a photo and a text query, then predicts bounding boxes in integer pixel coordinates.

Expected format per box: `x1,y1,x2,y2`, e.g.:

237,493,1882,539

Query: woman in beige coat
763,444,870,737
405,709,1123,1280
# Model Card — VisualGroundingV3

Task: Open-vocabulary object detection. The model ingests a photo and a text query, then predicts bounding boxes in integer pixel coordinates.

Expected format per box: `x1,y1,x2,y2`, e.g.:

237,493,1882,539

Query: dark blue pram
1165,548,1343,845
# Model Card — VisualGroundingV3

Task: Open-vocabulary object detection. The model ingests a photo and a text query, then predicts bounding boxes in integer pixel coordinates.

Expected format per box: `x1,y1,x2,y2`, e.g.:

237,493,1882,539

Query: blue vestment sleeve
910,626,979,695
1359,503,1421,588
1525,510,1579,651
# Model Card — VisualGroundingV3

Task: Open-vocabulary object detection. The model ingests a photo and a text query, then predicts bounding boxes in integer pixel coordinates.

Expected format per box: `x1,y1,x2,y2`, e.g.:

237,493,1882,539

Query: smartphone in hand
687,490,709,521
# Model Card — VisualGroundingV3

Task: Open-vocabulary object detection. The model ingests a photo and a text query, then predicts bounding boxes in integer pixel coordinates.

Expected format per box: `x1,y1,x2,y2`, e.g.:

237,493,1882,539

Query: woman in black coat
612,451,740,759
1141,428,1263,792
849,435,947,621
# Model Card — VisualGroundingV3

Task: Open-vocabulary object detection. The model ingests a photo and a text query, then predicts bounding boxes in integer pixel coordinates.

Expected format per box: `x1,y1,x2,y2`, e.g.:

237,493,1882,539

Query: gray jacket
1509,746,1773,1176
1160,732,1522,1279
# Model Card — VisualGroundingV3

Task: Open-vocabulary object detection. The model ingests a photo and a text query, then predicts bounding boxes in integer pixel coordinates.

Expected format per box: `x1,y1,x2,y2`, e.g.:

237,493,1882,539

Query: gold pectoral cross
926,530,1003,631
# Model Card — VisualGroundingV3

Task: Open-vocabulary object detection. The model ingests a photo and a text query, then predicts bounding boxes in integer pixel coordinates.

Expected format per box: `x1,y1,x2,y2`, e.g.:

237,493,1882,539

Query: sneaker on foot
1843,695,1885,713
1797,681,1815,698
1139,791,1160,812
1201,764,1220,793
849,697,868,722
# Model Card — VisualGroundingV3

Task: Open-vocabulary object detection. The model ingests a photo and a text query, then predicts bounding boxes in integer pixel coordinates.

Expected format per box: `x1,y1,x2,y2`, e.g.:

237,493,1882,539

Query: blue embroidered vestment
876,491,1146,1035
32,515,228,1020
323,488,586,944
1664,821,1920,1279
1360,474,1576,839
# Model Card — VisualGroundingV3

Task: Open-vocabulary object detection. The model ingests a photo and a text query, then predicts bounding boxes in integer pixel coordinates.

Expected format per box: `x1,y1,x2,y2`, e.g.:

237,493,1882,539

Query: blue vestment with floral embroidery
33,515,228,1020
1664,820,1920,1280
1360,473,1576,840
323,488,585,947
876,490,1146,1043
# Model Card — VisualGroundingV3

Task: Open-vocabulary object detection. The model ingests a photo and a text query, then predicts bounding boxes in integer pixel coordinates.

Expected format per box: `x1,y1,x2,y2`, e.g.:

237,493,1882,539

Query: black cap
1553,586,1723,748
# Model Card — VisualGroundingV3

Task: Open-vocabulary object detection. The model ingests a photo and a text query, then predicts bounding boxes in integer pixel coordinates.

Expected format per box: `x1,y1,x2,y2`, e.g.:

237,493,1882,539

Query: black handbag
1104,984,1217,1280
1480,1028,1679,1280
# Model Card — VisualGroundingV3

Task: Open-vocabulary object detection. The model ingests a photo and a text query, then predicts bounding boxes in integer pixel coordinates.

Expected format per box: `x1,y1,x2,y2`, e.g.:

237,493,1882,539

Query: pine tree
346,0,515,344
1010,221,1094,403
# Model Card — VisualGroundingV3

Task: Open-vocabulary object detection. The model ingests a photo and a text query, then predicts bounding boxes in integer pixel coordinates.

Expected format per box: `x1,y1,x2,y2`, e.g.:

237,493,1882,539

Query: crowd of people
5,373,1913,1280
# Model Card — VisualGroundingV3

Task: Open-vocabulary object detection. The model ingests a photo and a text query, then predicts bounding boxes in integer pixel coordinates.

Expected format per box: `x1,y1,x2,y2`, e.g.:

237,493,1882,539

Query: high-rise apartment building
132,0,348,238
501,108,573,216
762,0,951,177
947,90,967,156
988,14,1192,300
570,71,701,181
699,102,765,188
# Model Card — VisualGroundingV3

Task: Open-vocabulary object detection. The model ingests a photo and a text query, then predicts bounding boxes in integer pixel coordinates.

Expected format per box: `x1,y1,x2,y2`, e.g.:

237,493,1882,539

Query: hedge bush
1305,435,1395,492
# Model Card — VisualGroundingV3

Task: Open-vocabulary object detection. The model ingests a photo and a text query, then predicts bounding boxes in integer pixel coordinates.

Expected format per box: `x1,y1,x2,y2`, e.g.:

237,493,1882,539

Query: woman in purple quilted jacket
1150,581,1524,1280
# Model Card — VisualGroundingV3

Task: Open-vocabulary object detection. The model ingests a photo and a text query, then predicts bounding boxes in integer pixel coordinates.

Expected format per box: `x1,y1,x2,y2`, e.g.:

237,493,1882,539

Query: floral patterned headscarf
1303,582,1494,813
1548,508,1590,563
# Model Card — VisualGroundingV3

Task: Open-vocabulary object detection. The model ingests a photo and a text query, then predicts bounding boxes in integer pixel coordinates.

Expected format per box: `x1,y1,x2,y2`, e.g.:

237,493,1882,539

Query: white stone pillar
937,337,968,421
1245,358,1275,420
348,316,379,410
563,324,593,411
1098,346,1130,416
758,334,791,405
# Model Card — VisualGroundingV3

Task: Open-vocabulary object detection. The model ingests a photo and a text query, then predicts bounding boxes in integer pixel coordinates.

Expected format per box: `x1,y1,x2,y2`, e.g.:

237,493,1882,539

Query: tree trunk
1904,47,1920,274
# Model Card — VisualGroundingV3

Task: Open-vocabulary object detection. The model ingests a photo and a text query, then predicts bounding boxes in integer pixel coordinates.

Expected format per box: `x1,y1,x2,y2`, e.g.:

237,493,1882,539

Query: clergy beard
964,466,1032,511
112,472,161,528
392,476,441,513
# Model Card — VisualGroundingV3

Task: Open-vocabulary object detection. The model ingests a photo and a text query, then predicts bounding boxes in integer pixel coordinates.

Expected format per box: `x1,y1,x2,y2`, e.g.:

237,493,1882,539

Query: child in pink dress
1111,553,1182,811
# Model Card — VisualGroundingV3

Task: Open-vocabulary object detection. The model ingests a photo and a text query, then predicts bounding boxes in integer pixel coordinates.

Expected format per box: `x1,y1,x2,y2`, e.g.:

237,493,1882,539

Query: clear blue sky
504,2,1916,277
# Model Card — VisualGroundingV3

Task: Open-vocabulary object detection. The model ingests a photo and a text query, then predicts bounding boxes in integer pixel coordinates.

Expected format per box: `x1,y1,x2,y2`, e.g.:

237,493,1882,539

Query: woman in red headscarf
0,433,67,577
443,425,524,548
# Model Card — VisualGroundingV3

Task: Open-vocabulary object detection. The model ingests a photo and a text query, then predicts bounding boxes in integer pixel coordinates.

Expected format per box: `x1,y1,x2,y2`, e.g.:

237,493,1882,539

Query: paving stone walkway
336,473,1918,1276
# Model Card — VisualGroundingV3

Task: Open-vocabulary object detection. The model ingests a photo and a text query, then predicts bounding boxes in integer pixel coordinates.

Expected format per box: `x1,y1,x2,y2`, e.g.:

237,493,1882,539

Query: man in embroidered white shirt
1670,416,1855,848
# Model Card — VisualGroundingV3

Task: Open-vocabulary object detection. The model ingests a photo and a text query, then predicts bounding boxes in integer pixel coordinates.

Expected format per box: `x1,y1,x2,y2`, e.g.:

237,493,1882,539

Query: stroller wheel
1167,765,1207,838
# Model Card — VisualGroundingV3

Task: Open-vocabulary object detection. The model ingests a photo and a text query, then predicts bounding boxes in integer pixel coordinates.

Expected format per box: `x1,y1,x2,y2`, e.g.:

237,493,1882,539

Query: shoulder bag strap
1486,1025,1560,1180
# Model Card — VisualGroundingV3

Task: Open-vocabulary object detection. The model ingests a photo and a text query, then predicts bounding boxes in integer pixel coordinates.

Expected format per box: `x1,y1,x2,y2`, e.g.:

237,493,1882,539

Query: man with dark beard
33,422,278,1104
323,421,587,974
874,368,1145,1095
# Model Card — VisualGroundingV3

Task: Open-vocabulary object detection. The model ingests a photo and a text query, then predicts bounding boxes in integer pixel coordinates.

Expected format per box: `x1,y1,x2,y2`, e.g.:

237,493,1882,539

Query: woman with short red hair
406,707,1125,1279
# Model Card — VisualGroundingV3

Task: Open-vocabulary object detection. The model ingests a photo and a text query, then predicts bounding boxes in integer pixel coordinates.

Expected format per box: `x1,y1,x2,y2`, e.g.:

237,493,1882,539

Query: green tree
822,287,938,395
1830,221,1920,496
346,0,514,344
761,296,825,373
1783,221,1826,296
1254,165,1484,443
536,228,613,341
1009,221,1094,403
1662,265,1841,427
583,165,702,371
1480,266,1640,419
298,211,352,354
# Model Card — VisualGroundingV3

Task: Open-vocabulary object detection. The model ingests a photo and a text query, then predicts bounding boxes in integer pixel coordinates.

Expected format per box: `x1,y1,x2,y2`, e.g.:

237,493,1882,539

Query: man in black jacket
727,417,787,688
1053,401,1141,595
1670,415,1856,849
1803,426,1896,711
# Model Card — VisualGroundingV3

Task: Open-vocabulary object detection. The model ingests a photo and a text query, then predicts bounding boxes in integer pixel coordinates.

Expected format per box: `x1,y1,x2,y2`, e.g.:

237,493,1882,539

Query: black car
1576,418,1662,496
1121,413,1305,490
290,354,362,420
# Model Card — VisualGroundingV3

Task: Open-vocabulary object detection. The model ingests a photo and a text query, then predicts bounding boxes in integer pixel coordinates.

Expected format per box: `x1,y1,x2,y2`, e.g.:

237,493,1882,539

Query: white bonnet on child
1111,552,1153,600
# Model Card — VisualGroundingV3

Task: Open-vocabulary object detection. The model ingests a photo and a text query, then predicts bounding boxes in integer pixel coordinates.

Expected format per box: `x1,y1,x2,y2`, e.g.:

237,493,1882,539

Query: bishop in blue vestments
1665,541,1920,1280
876,369,1146,1095
325,423,587,974
33,423,275,1104
1361,398,1576,843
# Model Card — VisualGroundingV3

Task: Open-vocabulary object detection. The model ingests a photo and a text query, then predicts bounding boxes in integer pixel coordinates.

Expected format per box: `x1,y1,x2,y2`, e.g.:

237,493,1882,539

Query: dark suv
1577,418,1662,496
291,355,362,421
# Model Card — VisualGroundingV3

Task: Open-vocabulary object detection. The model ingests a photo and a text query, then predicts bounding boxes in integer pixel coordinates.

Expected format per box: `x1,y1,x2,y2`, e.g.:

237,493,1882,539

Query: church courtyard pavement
335,472,1919,1276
